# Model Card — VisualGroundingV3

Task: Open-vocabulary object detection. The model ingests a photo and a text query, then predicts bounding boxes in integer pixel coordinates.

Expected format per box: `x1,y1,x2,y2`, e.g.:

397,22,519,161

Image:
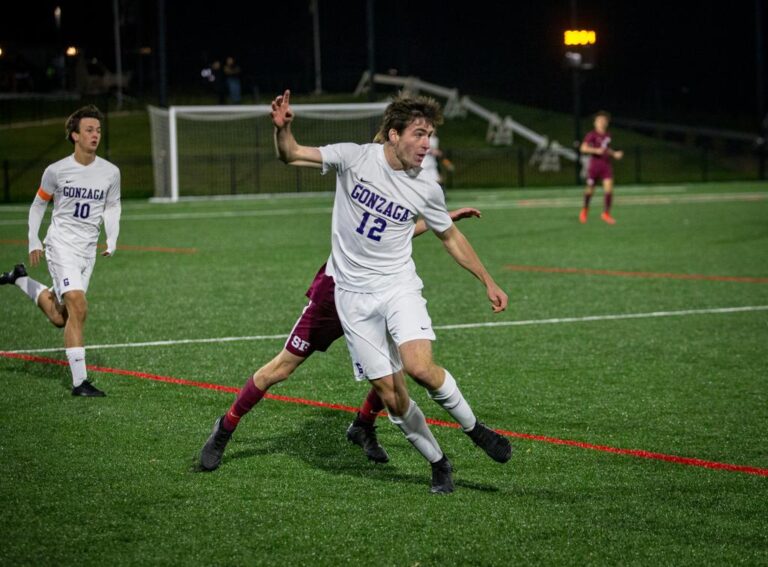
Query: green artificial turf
0,182,766,565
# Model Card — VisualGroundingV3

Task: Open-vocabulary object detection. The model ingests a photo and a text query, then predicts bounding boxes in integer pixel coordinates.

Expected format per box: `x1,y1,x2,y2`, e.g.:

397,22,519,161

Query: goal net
148,103,388,201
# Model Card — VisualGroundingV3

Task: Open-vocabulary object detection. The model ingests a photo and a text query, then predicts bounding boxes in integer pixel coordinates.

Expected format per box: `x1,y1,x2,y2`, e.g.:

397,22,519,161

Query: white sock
388,399,443,464
66,347,88,388
428,370,477,432
15,276,48,305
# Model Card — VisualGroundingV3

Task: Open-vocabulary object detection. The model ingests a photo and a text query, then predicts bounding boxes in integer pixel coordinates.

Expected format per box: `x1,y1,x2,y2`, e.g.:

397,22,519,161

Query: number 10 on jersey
73,202,91,219
356,211,387,241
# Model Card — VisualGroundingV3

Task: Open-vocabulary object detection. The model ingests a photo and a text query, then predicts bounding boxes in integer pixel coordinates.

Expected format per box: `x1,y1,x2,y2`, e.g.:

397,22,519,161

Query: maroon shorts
587,161,613,185
284,264,343,357
284,299,344,357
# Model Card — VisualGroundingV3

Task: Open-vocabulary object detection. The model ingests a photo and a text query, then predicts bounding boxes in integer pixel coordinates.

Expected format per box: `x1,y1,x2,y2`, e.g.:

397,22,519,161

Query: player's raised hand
271,89,294,129
450,207,482,222
487,282,508,313
29,249,43,267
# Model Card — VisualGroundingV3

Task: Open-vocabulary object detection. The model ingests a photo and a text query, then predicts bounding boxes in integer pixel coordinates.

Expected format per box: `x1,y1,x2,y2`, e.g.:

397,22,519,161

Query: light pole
563,29,596,185
756,0,766,178
310,0,322,94
157,0,167,107
112,0,124,109
366,0,375,102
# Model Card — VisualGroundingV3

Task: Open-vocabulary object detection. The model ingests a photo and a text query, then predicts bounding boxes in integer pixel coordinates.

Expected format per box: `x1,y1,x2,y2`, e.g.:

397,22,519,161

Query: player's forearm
414,207,481,239
103,202,121,253
27,196,48,252
441,227,494,287
274,125,301,163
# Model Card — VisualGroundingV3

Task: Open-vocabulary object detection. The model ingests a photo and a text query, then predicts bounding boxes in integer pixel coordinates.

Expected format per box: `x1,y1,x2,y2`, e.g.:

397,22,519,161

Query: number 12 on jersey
356,211,387,241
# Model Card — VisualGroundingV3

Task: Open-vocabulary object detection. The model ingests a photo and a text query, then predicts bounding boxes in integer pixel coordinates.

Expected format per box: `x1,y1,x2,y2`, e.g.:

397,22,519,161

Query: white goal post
148,103,388,202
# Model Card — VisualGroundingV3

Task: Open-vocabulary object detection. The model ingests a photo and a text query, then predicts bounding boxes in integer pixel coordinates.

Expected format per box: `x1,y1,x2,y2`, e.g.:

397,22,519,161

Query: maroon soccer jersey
583,130,613,165
583,130,614,183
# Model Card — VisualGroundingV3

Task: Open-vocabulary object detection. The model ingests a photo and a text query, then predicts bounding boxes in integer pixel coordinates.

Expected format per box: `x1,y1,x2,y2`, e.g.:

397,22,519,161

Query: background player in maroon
198,207,482,471
579,111,623,225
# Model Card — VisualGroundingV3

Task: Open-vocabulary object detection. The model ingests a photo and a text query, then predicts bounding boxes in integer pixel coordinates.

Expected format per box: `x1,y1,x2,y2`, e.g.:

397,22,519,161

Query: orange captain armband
37,187,53,201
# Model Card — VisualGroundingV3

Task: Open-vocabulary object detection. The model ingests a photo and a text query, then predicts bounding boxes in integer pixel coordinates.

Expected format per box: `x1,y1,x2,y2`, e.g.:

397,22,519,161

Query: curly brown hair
374,93,444,144
65,105,104,144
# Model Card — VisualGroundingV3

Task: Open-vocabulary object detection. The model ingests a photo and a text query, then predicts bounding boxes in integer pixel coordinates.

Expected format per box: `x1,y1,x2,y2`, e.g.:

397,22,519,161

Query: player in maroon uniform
579,111,623,225
198,207,482,471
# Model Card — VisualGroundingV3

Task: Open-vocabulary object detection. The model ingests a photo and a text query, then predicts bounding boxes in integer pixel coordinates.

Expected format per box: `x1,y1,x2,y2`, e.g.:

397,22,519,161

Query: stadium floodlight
563,29,596,70
563,29,596,46
66,46,78,57
149,102,388,202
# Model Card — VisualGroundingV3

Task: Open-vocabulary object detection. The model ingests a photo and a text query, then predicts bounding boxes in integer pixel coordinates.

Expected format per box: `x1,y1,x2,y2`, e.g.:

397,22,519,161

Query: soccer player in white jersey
0,105,121,397
419,133,442,186
270,90,511,493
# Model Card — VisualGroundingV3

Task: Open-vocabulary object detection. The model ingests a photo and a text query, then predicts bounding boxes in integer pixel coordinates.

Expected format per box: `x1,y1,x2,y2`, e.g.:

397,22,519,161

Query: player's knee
255,358,296,386
64,294,88,321
272,360,296,382
405,361,439,388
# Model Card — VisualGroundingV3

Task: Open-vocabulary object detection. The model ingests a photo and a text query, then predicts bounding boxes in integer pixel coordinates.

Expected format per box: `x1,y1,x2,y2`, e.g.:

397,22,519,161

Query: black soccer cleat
0,263,27,286
430,455,454,494
199,415,233,471
71,380,106,397
466,421,513,463
346,418,390,463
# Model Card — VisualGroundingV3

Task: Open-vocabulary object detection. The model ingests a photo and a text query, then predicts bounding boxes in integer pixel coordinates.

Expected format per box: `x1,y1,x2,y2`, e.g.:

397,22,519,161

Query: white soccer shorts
45,245,96,302
335,283,436,381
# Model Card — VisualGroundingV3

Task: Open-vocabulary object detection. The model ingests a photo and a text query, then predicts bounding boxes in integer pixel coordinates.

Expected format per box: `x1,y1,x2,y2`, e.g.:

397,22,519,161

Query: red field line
2,350,767,478
0,239,197,254
505,264,768,284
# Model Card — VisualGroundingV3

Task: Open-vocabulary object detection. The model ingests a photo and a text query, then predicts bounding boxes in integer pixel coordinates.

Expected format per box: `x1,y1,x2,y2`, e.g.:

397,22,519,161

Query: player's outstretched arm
437,225,508,313
272,130,322,169
413,207,481,237
271,89,323,166
27,193,49,267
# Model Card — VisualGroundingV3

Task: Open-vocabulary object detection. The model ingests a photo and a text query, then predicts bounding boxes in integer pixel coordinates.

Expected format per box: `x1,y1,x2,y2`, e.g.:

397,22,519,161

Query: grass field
1,181,767,565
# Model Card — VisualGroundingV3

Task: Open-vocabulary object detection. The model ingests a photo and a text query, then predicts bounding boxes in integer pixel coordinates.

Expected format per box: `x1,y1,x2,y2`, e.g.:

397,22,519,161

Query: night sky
3,0,766,129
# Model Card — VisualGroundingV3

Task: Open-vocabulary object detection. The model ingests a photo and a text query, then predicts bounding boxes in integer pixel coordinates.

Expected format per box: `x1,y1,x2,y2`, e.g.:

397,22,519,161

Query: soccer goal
148,103,388,202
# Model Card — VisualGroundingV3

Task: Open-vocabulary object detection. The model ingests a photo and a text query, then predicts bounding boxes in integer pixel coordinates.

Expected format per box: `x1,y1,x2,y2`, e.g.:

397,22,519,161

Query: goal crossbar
155,102,388,202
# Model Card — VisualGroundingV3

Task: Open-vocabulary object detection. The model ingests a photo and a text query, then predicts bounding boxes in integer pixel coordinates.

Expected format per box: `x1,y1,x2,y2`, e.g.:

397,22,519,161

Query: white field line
0,183,700,214
1,191,766,226
4,305,766,354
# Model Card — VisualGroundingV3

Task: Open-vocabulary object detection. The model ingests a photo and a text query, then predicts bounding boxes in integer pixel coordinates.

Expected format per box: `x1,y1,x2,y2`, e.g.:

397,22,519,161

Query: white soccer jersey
420,134,440,185
320,143,452,293
35,155,121,257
